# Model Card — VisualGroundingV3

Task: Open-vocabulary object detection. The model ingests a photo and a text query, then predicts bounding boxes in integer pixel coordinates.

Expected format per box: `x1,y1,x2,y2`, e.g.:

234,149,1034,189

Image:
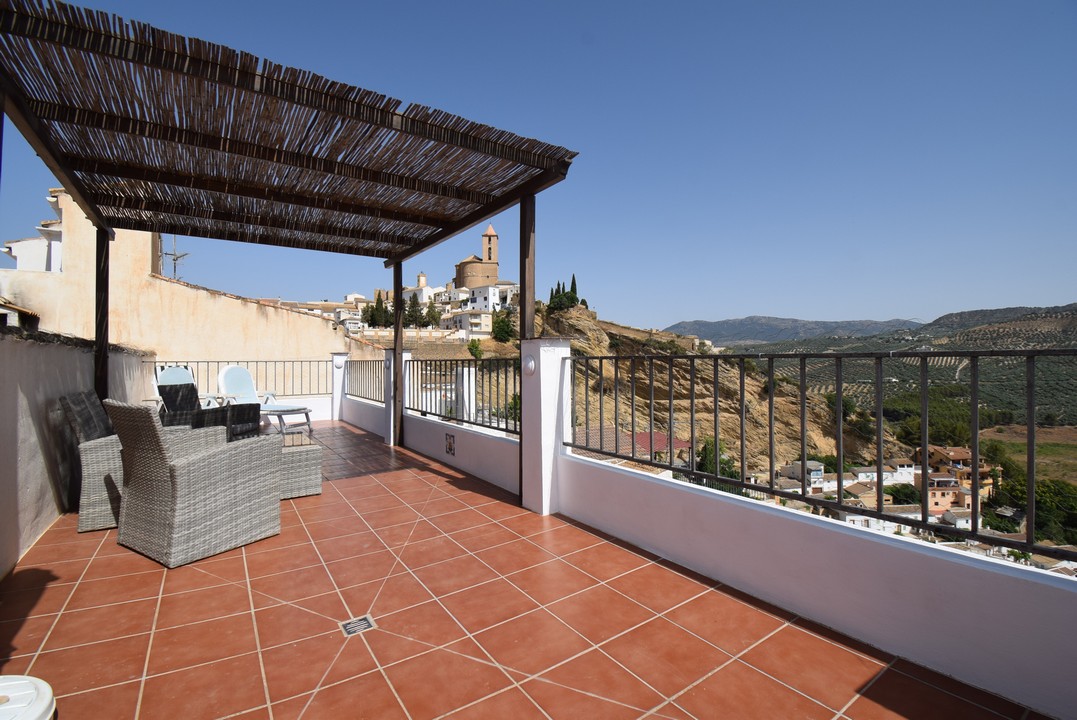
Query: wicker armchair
160,384,259,441
58,391,123,532
103,399,282,568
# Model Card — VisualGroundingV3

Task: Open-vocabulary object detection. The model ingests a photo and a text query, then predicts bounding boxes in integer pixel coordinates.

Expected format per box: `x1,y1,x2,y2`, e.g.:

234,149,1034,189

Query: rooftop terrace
0,422,1050,719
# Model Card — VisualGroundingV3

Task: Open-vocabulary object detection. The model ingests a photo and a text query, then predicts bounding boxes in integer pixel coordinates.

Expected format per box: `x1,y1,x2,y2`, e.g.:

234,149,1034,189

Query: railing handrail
566,349,1077,564
404,357,521,436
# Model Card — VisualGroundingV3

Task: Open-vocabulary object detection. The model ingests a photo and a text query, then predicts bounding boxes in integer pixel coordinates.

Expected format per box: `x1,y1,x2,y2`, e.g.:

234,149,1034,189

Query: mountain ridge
665,316,922,346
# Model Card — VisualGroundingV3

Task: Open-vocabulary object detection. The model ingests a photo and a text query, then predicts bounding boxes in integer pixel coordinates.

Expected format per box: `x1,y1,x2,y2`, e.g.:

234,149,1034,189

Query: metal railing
149,360,333,397
566,350,1077,562
405,358,521,435
345,359,385,402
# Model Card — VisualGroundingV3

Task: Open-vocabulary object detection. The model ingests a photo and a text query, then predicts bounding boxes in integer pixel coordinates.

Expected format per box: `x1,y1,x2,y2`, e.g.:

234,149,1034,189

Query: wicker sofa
103,399,283,567
58,391,124,532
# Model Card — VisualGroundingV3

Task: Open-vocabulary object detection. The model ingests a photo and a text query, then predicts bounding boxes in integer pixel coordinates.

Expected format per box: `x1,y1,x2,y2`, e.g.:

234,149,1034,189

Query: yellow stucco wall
0,192,380,362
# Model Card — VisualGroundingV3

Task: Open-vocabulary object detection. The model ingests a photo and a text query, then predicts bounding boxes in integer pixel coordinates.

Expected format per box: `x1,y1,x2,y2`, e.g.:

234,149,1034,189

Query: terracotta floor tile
473,608,591,675
374,519,442,548
250,564,338,604
244,543,323,578
0,655,31,675
382,647,512,720
353,492,410,514
1,560,89,590
505,558,598,605
361,505,422,529
676,660,832,720
375,599,467,649
255,595,347,648
0,614,56,659
148,612,259,674
0,582,75,621
475,538,557,575
521,678,643,719
64,569,164,611
17,537,103,565
411,494,468,517
547,585,653,644
439,579,539,634
794,617,895,664
664,588,786,655
412,554,499,597
395,534,468,569
304,516,371,542
889,659,1028,719
537,647,665,712
156,582,252,628
321,634,381,686
244,522,313,551
846,667,1011,720
606,562,708,613
261,631,350,702
312,530,387,563
497,511,569,537
29,633,150,696
298,669,408,719
602,617,732,697
449,523,520,552
428,508,494,534
341,570,434,617
53,679,141,720
166,555,248,591
362,627,435,666
562,541,650,581
324,549,401,589
742,624,886,711
472,499,528,522
444,686,549,719
140,652,267,720
526,524,604,556
293,500,361,524
41,597,156,650
82,550,167,579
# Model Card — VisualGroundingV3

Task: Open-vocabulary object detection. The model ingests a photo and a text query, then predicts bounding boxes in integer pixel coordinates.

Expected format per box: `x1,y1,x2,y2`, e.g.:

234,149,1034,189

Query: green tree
570,274,577,295
424,300,442,328
883,483,921,505
467,339,483,359
404,294,424,328
697,437,739,479
491,310,515,343
372,291,390,327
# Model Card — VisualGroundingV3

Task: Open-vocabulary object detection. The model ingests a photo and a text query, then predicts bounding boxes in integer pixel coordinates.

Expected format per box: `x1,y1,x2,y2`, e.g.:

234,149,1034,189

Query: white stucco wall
0,192,379,363
341,396,387,440
402,414,519,495
0,332,151,577
554,451,1076,719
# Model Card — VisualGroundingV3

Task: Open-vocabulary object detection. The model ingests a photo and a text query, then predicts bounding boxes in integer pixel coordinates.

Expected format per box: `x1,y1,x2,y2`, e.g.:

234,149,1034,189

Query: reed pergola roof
0,0,576,266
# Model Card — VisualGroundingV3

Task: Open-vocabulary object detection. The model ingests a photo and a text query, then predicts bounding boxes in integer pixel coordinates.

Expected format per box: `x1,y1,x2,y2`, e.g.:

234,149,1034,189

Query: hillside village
260,224,520,346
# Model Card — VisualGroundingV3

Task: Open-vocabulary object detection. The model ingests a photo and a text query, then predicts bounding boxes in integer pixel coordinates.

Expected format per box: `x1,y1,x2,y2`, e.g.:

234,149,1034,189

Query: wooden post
519,194,536,340
392,262,404,446
94,226,110,399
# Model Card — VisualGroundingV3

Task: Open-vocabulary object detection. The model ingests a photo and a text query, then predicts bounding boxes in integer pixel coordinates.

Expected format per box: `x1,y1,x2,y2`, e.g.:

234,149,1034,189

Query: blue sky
2,0,1074,330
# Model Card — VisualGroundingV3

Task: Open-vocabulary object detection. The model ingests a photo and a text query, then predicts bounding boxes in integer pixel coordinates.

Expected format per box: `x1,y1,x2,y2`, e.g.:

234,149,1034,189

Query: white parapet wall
402,414,519,495
554,451,1076,719
0,332,151,576
341,395,387,440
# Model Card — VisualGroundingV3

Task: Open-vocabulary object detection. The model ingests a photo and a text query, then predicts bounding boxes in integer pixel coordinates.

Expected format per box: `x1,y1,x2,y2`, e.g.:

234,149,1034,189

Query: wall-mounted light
523,355,536,376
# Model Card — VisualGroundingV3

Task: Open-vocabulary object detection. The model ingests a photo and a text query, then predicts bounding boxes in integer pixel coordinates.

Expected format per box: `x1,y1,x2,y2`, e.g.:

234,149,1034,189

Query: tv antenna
161,235,188,280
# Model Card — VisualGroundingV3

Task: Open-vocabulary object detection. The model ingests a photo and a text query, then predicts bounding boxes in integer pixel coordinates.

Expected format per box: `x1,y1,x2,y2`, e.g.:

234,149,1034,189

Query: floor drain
341,615,376,636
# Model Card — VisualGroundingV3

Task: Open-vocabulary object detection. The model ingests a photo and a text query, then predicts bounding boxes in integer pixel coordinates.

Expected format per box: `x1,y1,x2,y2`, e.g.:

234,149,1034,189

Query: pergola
0,0,576,442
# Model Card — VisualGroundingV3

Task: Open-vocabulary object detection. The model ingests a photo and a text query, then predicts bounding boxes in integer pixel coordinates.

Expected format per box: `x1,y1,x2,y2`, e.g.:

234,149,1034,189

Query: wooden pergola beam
0,69,113,235
68,157,446,229
101,196,415,253
0,5,568,172
32,101,496,207
384,163,569,267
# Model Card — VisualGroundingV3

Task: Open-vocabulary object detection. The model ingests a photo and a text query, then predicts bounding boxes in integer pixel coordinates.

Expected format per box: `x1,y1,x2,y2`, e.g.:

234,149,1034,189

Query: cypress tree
570,274,577,295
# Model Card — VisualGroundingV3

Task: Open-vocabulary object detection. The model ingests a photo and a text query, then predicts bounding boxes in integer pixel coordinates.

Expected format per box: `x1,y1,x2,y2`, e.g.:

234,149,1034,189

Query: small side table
261,404,312,435
280,433,322,499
